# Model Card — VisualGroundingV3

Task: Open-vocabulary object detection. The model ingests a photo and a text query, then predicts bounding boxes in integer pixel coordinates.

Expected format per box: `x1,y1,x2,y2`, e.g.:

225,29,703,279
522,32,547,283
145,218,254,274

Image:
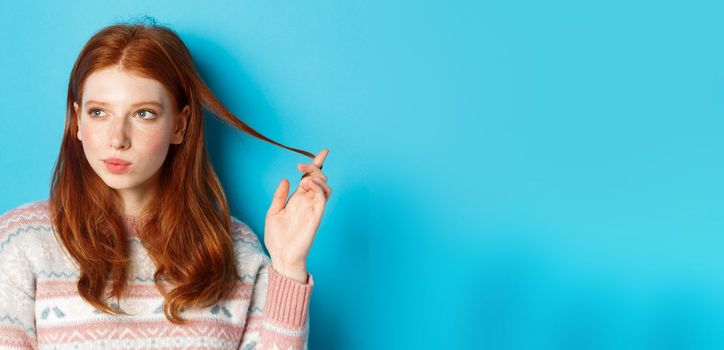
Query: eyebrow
84,100,164,109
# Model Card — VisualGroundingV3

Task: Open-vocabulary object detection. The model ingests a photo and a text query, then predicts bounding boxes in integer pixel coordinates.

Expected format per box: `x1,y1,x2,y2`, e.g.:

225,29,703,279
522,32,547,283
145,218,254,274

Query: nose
108,116,131,150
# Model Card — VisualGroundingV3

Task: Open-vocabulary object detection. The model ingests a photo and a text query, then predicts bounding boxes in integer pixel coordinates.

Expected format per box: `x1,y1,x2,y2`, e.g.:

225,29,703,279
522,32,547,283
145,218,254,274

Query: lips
103,158,132,165
103,158,132,174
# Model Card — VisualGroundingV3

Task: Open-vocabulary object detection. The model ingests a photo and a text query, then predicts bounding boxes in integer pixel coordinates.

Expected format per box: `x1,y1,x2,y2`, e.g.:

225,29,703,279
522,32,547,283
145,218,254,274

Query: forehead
81,66,170,106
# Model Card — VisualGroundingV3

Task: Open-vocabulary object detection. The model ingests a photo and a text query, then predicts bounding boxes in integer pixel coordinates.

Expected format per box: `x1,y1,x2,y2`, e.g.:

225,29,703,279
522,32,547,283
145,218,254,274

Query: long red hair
49,19,314,324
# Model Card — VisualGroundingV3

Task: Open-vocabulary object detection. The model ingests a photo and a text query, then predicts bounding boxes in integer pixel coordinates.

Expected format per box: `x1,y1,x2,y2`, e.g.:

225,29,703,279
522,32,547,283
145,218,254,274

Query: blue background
1,1,723,349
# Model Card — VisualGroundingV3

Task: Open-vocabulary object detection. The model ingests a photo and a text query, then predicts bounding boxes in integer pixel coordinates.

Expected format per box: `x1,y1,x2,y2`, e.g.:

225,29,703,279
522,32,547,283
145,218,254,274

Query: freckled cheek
78,126,102,149
141,133,173,162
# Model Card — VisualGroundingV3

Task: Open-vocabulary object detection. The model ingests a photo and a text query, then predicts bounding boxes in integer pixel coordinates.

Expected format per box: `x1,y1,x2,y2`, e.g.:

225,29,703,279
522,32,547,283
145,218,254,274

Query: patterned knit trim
36,318,245,344
263,265,314,329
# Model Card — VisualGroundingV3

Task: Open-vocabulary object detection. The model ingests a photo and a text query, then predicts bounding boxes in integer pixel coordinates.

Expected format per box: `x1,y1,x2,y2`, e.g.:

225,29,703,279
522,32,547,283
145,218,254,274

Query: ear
73,101,82,141
171,105,190,144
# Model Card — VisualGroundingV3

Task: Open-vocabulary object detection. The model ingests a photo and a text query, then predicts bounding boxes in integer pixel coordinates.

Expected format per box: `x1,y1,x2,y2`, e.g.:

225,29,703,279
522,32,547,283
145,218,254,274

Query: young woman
0,19,331,350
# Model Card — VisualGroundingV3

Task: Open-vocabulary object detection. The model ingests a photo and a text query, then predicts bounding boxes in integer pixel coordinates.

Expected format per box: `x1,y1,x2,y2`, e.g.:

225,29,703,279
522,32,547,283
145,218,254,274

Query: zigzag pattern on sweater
0,199,314,350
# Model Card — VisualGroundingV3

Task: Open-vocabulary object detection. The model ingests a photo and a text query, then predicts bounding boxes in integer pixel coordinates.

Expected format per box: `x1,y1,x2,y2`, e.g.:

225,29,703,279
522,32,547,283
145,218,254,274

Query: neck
115,170,161,216
118,194,149,216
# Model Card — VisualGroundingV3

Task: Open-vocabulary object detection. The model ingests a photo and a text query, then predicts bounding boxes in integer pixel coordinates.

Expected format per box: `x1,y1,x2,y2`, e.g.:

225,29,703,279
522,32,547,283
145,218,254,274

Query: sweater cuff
264,264,314,329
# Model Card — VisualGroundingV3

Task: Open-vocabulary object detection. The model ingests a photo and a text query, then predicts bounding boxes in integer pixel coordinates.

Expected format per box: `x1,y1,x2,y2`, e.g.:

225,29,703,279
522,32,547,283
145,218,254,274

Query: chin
99,178,139,191
94,170,139,189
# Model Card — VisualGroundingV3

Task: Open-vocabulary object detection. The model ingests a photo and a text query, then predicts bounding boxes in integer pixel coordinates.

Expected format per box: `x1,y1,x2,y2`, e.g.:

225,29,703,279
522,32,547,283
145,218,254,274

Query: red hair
49,19,314,324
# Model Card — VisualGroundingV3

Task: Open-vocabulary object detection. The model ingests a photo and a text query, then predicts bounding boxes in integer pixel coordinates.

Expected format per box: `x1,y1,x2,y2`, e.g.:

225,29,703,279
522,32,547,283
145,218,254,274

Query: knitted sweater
0,199,314,350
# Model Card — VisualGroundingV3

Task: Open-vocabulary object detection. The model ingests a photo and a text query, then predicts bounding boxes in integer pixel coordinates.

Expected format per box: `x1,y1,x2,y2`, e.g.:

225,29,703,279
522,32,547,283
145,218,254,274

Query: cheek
139,130,173,161
146,137,169,155
78,124,100,148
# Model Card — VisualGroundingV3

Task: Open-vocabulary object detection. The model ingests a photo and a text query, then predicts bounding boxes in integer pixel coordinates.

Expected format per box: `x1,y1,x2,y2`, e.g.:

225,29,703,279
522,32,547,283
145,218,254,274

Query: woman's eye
136,109,157,119
88,108,105,117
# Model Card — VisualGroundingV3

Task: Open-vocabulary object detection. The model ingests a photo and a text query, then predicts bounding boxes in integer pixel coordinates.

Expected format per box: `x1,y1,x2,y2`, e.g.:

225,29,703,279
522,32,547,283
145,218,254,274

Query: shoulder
229,215,253,236
0,198,52,246
229,215,270,266
0,199,50,224
0,199,52,278
229,215,264,252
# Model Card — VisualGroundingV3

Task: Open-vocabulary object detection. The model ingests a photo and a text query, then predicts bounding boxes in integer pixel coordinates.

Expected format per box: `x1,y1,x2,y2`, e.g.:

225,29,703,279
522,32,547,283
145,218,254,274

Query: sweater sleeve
235,226,314,350
0,218,38,349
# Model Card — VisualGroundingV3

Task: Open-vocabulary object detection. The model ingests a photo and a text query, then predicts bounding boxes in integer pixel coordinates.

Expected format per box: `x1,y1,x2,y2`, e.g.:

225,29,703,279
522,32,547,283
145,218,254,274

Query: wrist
271,260,308,283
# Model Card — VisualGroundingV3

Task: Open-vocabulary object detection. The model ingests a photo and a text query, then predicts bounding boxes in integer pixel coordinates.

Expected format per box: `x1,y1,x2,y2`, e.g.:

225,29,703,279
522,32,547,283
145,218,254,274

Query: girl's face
73,65,189,205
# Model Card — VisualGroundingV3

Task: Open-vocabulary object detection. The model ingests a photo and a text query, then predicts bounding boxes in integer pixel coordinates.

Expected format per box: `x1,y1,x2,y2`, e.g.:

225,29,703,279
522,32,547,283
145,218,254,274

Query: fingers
312,149,329,169
268,179,290,214
298,163,327,182
299,149,329,176
302,176,332,199
299,148,331,198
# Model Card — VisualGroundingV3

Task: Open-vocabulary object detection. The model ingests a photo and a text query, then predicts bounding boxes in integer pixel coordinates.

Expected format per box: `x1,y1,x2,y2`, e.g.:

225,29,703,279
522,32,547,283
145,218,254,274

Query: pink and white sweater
0,199,313,349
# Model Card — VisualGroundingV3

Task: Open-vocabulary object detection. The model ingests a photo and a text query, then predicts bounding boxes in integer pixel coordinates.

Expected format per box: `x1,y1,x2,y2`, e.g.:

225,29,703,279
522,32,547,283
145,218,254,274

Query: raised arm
238,256,313,350
238,148,330,349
